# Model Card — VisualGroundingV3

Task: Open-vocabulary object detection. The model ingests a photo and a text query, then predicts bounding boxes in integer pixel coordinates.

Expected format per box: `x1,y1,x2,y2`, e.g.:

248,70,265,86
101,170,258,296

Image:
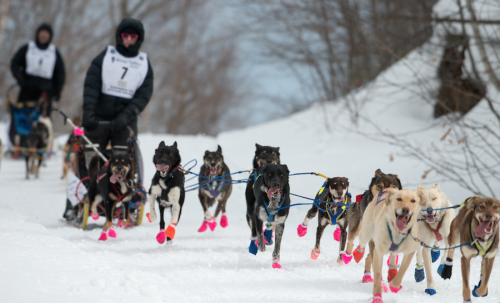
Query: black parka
82,18,153,123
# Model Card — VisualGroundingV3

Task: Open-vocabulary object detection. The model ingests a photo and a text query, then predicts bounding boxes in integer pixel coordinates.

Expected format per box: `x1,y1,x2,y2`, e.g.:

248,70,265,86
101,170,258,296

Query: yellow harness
318,184,349,225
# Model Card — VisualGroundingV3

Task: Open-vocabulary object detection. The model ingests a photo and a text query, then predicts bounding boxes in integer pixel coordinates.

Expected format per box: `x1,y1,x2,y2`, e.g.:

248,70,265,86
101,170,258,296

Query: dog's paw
249,239,258,255
147,212,157,223
342,252,353,264
165,223,177,240
424,289,436,296
333,227,341,242
91,212,99,221
381,280,388,293
440,258,453,280
107,227,116,238
362,272,374,283
387,268,398,283
272,258,281,269
156,229,165,244
220,213,228,228
372,293,383,303
415,266,425,282
437,264,444,276
311,249,320,260
431,246,440,263
297,223,307,237
353,245,365,263
389,284,402,294
208,219,217,232
98,231,107,241
198,219,208,232
264,226,273,245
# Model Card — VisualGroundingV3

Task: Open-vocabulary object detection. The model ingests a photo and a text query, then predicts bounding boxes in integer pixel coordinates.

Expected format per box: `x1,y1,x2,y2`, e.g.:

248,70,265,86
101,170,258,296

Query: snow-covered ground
1,0,499,302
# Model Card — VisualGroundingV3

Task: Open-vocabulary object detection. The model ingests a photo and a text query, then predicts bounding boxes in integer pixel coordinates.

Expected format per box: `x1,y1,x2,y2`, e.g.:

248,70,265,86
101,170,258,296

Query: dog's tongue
396,215,409,232
210,167,217,174
110,172,122,184
475,221,493,238
267,188,280,199
156,164,168,173
425,215,435,223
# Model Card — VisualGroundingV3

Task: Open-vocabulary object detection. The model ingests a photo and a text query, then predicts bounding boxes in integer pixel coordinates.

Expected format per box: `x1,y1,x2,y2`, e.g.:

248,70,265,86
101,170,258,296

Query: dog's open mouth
156,164,169,177
267,187,282,203
425,214,436,223
209,166,217,175
395,212,412,232
475,219,495,238
110,171,124,184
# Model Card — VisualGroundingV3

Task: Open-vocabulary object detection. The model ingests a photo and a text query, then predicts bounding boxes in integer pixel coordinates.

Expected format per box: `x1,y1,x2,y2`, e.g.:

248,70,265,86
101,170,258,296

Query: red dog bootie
220,212,228,228
165,223,177,240
108,226,117,238
387,268,398,283
156,228,165,244
98,231,107,241
353,245,365,263
311,249,320,260
297,223,308,237
362,272,374,283
333,227,341,242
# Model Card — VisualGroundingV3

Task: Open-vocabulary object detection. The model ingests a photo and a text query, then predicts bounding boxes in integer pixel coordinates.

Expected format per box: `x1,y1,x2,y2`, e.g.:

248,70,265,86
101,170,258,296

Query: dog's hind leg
35,157,42,178
312,216,328,259
363,240,375,282
159,205,166,230
372,247,384,296
297,205,319,238
272,223,284,268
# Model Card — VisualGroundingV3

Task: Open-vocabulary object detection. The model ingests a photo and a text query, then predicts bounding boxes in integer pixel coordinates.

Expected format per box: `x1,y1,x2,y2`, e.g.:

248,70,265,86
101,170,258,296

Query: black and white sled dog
88,153,135,241
197,145,232,232
245,144,281,229
248,164,290,269
147,141,185,245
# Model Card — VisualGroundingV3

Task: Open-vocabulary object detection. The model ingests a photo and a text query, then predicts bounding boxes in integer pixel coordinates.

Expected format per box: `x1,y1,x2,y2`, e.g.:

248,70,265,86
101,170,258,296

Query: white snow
1,0,499,302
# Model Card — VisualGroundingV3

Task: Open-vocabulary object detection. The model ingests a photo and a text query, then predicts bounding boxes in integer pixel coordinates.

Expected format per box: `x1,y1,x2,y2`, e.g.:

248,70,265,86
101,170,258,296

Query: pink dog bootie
362,272,374,283
208,218,217,231
381,280,388,293
297,223,308,237
341,252,353,264
272,258,282,269
198,219,209,232
98,231,107,241
372,293,383,303
333,227,341,242
220,212,228,228
91,212,99,221
156,228,165,244
389,284,402,294
107,227,117,238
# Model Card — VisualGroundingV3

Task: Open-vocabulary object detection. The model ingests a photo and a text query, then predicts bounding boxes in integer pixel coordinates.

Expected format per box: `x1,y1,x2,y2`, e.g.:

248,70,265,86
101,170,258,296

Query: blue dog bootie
431,245,440,263
415,264,425,282
249,237,258,255
264,224,273,245
472,275,488,297
437,264,444,276
425,289,436,295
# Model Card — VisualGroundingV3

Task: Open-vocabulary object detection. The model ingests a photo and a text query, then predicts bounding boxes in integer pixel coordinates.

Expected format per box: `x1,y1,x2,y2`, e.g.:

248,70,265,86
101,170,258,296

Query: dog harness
204,166,223,197
262,196,286,223
315,182,351,225
375,190,387,206
111,183,132,203
423,220,443,241
460,196,482,209
387,223,412,252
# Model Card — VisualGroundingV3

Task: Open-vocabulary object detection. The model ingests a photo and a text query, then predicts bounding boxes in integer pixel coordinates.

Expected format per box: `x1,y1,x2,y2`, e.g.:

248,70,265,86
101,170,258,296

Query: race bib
67,170,88,207
101,45,148,99
25,41,56,79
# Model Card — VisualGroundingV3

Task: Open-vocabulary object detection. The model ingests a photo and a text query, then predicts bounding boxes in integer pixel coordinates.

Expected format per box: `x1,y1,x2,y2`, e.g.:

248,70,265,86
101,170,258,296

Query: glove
82,104,99,132
112,108,134,134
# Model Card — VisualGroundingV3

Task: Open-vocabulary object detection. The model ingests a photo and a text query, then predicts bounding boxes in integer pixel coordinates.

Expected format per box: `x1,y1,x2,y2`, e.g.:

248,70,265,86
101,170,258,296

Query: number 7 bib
101,45,148,99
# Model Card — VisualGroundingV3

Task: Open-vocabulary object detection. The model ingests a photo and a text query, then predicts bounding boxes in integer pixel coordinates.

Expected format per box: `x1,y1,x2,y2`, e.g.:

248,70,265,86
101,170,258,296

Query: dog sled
59,112,146,230
4,84,54,160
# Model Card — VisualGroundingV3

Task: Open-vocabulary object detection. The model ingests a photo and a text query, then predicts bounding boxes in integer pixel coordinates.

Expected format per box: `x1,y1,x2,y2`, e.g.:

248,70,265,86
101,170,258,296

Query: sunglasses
121,33,139,41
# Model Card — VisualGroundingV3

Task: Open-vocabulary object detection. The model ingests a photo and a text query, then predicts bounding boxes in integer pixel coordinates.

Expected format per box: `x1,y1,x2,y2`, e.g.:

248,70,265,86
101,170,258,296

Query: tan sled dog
440,196,500,301
355,188,424,302
414,184,455,295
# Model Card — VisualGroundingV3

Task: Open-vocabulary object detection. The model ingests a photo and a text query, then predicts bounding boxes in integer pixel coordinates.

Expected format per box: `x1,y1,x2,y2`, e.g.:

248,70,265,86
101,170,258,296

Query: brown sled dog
440,196,500,301
297,177,361,264
349,169,402,283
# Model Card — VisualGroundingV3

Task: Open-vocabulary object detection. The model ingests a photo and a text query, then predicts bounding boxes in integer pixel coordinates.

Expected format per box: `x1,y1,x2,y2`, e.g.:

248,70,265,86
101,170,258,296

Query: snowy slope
1,0,500,302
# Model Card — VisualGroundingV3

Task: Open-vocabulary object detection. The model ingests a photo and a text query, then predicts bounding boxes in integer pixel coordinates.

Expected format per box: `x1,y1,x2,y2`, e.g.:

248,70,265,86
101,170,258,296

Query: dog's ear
417,189,426,206
375,169,383,177
158,141,165,148
434,184,441,192
384,188,398,205
282,164,289,174
173,141,178,148
217,145,222,154
418,184,424,190
255,143,262,150
276,147,280,151
466,196,481,209
204,150,210,157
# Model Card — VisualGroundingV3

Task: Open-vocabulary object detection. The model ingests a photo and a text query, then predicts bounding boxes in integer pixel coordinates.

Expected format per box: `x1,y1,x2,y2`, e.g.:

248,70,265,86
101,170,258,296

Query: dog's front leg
390,250,415,290
148,185,161,222
372,248,384,296
422,246,434,289
255,216,265,252
121,202,130,227
461,255,472,301
338,224,348,264
312,216,328,258
165,187,181,240
272,223,284,268
475,256,494,297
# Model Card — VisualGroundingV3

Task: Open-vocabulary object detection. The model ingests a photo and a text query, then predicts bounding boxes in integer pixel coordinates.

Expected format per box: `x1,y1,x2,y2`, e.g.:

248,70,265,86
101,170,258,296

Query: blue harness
263,195,286,222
